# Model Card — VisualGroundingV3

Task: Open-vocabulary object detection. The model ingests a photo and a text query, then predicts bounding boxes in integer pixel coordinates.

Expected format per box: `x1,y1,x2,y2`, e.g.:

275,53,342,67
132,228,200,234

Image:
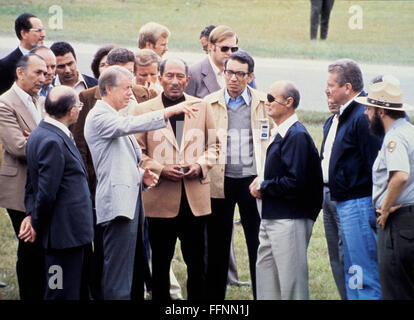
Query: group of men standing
0,12,413,302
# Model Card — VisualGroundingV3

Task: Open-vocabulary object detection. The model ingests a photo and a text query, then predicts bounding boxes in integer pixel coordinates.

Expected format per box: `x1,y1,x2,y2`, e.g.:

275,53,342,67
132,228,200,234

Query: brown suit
134,93,219,300
134,93,219,218
71,84,157,201
0,85,40,212
0,84,45,300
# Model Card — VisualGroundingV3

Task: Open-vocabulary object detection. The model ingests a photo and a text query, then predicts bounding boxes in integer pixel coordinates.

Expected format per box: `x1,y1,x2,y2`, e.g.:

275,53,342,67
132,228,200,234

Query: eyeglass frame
224,69,251,80
29,28,46,33
214,44,239,53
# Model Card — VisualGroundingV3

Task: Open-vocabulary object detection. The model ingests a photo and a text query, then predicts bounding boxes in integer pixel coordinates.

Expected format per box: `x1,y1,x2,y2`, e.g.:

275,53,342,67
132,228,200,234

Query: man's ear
145,41,154,50
247,72,254,84
16,67,25,80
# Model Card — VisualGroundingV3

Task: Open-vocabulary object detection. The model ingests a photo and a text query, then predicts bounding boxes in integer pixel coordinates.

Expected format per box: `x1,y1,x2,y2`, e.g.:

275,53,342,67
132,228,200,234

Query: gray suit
185,57,221,99
84,99,167,299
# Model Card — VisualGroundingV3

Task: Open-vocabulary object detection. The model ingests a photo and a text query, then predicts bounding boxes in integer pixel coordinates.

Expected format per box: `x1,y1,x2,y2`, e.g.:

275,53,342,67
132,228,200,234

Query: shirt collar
273,113,298,138
39,84,54,97
44,116,71,138
208,55,222,76
339,92,362,116
54,71,87,89
13,82,33,107
19,45,30,55
224,86,251,106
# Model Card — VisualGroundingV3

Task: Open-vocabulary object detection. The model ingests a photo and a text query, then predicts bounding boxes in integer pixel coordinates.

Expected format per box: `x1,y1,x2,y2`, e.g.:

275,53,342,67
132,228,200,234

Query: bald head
45,86,78,119
269,80,300,109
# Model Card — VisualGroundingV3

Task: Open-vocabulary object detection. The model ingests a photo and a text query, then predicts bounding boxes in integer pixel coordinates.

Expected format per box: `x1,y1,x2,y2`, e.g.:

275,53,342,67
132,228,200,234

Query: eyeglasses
73,102,84,110
224,70,249,80
29,28,46,33
215,45,239,53
267,94,286,105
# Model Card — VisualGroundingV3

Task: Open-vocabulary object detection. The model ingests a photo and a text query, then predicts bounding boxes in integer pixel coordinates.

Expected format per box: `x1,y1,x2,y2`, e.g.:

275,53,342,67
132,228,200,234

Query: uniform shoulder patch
386,141,397,153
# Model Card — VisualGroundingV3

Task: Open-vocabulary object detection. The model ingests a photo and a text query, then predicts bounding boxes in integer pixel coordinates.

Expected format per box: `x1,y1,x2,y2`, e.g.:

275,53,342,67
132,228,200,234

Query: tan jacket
134,93,219,218
0,86,44,211
203,86,274,198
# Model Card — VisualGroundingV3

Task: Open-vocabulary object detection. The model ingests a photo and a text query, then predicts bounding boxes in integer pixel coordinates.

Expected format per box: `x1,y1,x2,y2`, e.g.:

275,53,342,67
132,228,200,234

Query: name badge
259,119,269,140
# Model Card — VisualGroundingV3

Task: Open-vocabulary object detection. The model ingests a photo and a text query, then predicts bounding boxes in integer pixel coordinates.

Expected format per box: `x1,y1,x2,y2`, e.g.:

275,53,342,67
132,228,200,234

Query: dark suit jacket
185,57,221,98
324,93,382,201
82,74,98,88
71,84,157,204
25,120,94,249
0,47,22,95
261,121,323,221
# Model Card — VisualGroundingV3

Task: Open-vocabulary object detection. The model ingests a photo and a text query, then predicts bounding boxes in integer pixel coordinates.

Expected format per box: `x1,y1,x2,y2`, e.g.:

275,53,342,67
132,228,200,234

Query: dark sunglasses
267,94,285,105
215,44,239,53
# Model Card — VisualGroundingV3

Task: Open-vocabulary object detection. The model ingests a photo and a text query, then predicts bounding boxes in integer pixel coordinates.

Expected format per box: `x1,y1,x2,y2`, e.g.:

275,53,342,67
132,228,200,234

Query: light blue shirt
225,87,251,110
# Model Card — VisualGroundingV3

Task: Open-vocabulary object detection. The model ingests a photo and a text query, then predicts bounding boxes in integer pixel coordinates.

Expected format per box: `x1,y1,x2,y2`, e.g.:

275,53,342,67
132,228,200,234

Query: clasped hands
161,164,202,182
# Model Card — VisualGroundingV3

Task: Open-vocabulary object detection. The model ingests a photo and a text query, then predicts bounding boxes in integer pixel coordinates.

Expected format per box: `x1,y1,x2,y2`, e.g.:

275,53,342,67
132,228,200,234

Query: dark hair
328,59,363,92
282,82,300,109
50,41,77,60
15,53,44,79
106,48,135,66
91,45,115,79
45,90,77,119
384,108,406,120
159,58,188,76
200,24,216,39
224,50,255,74
15,13,36,40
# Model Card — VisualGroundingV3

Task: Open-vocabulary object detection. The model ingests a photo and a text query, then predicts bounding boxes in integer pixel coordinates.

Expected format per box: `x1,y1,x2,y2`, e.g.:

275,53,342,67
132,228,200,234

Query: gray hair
98,65,133,97
328,59,363,92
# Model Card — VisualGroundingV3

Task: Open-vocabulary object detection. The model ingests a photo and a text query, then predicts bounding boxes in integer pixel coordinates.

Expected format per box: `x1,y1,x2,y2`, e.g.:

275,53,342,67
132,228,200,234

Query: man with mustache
0,13,46,95
50,41,97,94
0,53,47,299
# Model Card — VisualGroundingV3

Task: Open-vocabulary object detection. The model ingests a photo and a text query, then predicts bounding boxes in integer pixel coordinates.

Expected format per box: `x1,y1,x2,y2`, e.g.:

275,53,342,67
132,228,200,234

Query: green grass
0,0,413,65
0,117,341,300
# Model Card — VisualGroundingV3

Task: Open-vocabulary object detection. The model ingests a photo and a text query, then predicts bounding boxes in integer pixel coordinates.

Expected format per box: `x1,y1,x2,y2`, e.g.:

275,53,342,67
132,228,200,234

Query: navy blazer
25,120,94,250
261,121,323,221
322,93,382,201
0,47,22,95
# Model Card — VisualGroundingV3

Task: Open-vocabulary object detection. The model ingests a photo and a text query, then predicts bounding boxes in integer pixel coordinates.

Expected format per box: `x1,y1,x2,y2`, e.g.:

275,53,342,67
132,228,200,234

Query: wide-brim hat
355,81,414,111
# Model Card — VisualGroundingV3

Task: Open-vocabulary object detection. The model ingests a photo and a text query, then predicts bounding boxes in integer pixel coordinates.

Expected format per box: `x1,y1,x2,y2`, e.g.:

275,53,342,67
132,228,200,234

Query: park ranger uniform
373,118,414,299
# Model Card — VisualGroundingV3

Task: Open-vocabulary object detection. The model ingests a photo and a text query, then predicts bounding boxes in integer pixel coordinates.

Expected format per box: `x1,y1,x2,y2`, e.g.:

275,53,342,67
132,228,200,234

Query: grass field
0,0,413,65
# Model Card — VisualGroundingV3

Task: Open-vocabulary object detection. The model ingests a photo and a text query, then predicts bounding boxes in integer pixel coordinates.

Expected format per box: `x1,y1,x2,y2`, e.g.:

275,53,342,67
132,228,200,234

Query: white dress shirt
13,83,42,125
208,55,224,88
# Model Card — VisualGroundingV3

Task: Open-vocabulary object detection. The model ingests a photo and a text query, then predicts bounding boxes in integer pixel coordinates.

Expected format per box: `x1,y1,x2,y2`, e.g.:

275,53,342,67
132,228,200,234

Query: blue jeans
336,196,382,300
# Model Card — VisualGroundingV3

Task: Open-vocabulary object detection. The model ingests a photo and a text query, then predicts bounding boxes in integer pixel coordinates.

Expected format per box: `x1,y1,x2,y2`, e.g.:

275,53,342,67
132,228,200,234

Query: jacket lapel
10,87,38,131
201,58,220,94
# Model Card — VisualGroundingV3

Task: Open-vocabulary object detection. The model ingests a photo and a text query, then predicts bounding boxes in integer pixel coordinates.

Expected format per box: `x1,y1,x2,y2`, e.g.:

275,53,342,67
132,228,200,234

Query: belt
396,205,414,213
